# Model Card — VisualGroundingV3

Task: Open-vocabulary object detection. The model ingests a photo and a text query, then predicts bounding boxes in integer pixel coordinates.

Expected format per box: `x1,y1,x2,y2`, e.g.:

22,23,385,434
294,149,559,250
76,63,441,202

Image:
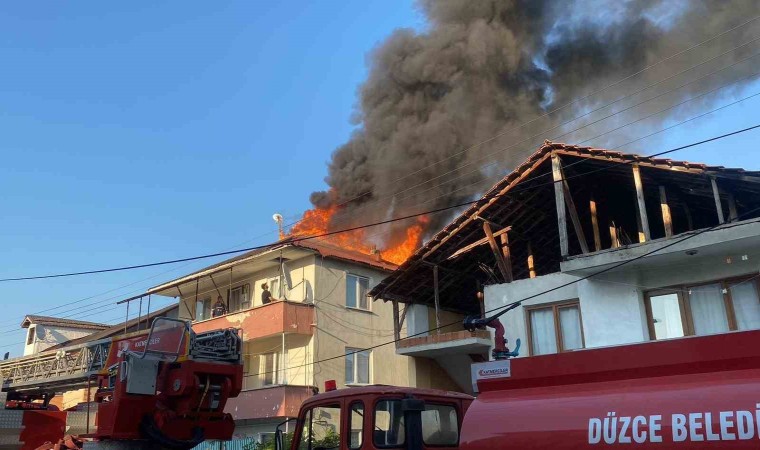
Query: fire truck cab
275,386,472,450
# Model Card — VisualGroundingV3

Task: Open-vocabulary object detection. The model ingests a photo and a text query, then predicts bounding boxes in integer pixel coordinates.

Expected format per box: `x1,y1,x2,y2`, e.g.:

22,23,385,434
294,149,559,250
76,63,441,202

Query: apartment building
147,239,459,442
371,141,760,389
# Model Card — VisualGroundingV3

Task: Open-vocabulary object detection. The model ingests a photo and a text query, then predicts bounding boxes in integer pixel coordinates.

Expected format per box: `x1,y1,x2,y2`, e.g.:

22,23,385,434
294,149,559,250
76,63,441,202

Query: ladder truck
273,315,760,449
0,318,243,450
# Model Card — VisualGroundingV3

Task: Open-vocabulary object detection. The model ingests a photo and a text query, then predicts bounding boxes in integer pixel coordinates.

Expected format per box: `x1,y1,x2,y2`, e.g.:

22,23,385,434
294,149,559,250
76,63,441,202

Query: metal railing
0,339,112,393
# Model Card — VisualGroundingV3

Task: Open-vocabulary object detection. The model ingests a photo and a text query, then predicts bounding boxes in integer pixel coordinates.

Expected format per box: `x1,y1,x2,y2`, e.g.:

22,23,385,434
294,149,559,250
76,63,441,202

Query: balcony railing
191,300,314,340
396,329,492,357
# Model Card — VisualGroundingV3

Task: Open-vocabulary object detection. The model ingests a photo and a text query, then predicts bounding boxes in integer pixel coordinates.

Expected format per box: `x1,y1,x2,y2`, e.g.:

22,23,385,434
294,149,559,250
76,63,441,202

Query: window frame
268,276,282,300
644,274,760,340
372,398,406,449
345,347,372,385
228,283,251,313
195,297,212,322
346,274,371,311
420,402,461,447
297,402,343,450
26,327,35,345
347,401,365,450
524,299,585,356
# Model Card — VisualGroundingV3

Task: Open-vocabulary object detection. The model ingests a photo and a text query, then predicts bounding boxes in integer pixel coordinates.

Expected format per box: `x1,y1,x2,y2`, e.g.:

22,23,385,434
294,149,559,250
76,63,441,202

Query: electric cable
246,206,760,378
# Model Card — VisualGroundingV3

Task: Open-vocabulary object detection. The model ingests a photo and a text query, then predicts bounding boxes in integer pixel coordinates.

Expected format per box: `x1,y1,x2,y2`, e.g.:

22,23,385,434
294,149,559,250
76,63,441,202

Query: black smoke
309,0,760,244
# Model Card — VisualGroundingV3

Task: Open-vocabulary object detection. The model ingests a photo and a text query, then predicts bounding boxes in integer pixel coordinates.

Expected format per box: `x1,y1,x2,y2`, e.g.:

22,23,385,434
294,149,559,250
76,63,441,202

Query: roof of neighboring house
21,315,109,331
369,141,760,313
147,238,398,295
48,304,179,349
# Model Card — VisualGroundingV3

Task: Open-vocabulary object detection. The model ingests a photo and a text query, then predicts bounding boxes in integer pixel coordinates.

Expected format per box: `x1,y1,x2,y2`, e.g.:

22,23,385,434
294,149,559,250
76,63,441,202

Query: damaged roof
369,141,760,314
148,238,397,295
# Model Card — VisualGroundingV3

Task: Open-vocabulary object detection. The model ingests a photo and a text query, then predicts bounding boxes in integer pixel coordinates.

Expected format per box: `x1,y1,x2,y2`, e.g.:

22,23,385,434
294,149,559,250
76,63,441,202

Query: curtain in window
689,283,729,336
358,278,369,309
345,350,355,384
346,276,357,308
650,293,683,339
263,353,278,385
559,306,583,350
530,308,557,355
357,350,370,384
730,282,760,330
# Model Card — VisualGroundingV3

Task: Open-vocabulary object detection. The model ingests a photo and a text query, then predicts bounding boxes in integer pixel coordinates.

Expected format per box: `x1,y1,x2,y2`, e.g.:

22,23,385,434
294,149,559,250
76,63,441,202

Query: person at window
212,295,227,317
261,282,279,305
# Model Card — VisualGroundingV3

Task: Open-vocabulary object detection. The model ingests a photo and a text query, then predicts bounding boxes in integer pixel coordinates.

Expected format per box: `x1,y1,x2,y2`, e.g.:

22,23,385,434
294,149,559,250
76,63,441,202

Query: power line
245,206,760,378
0,116,756,344
0,123,758,285
4,28,752,291
4,122,758,355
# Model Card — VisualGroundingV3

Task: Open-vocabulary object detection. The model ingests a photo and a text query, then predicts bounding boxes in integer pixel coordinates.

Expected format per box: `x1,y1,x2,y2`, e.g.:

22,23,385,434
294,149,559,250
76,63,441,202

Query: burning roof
369,141,760,314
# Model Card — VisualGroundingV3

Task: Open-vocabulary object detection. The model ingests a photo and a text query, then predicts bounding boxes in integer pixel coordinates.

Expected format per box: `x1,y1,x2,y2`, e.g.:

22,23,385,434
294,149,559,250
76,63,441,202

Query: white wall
484,246,760,356
23,325,101,356
485,273,579,357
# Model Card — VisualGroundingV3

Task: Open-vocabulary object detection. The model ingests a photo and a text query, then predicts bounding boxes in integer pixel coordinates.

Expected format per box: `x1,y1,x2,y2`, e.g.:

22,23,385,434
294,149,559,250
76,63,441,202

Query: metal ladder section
189,328,241,363
0,324,241,395
0,339,112,394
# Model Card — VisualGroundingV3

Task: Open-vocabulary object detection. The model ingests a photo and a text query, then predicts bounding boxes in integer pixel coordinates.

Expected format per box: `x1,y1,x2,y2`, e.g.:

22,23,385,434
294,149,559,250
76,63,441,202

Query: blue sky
0,2,758,354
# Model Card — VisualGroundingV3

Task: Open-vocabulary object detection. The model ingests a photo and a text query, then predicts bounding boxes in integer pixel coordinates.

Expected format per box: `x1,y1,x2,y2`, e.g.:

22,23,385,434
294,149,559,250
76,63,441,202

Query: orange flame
290,206,426,265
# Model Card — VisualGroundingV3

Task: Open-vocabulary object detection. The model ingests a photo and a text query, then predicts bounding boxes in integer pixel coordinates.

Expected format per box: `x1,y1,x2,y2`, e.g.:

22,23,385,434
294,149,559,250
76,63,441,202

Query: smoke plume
309,0,760,246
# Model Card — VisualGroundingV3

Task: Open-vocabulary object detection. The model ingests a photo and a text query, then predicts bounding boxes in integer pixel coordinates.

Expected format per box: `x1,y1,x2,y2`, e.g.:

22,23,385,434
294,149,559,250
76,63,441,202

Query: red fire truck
274,328,760,450
0,317,243,450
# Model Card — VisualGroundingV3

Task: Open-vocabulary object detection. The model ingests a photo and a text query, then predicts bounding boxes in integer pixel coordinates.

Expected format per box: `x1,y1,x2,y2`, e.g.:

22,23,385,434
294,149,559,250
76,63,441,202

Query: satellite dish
272,213,284,223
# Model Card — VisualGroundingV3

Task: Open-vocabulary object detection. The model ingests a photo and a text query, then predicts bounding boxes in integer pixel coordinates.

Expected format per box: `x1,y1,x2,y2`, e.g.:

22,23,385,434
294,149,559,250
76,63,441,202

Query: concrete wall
408,357,461,392
23,325,101,356
484,246,760,355
313,256,412,390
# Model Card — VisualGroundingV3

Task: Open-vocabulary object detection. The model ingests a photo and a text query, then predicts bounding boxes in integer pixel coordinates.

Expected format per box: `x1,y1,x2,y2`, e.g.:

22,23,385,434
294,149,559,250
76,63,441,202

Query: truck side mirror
275,429,284,450
275,417,297,450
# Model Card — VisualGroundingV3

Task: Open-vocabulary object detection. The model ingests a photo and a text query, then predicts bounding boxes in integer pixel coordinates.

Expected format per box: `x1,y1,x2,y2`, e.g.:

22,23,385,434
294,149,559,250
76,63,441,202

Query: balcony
396,329,492,358
225,385,315,421
191,300,314,340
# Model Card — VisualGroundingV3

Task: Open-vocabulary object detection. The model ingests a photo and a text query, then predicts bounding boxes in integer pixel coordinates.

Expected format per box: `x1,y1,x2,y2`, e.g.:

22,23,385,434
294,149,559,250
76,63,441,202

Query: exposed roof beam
447,226,512,260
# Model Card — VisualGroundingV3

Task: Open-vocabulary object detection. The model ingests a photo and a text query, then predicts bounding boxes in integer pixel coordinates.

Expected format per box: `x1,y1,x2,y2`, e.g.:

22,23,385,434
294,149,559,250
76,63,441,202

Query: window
258,432,275,445
299,405,341,450
269,277,282,299
526,301,584,355
26,327,35,345
645,276,760,340
262,352,279,386
345,348,370,385
349,402,364,449
346,274,370,310
228,284,250,312
195,298,211,321
374,400,405,447
422,404,459,446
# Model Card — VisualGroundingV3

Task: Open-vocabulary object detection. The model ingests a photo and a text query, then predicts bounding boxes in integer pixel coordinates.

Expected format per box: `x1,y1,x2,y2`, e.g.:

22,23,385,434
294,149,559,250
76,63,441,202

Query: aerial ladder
0,318,243,450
